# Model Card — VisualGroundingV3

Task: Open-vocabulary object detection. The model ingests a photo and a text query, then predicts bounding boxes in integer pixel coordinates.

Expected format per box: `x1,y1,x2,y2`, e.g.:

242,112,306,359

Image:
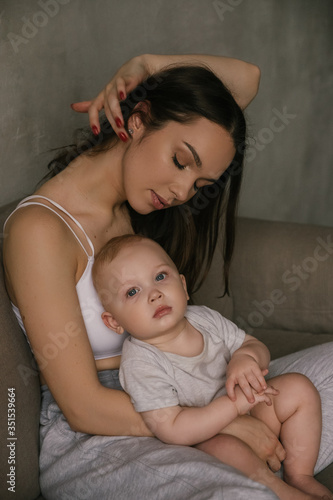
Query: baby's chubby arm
226,334,273,403
140,385,277,446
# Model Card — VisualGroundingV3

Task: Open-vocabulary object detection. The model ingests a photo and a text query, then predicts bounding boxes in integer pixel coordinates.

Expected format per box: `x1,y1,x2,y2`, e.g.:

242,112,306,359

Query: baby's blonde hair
92,234,147,284
92,234,151,310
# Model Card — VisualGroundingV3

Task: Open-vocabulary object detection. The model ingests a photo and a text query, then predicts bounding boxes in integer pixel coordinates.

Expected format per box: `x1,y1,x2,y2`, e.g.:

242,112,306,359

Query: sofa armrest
0,201,42,500
230,217,333,336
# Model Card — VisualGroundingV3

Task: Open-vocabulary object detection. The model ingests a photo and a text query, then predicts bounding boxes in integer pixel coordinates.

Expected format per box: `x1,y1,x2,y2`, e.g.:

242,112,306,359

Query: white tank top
4,195,128,360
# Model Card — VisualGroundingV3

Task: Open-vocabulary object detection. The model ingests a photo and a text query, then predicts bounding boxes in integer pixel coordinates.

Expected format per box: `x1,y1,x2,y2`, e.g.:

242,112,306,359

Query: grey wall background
1,0,332,226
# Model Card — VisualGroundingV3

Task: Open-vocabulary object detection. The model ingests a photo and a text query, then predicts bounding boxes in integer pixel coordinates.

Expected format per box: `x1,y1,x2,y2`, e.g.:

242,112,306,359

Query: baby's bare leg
251,373,333,499
196,434,318,500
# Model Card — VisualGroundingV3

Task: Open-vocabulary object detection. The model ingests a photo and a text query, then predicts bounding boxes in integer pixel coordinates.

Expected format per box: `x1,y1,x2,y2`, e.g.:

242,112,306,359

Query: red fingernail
115,117,123,128
119,91,125,100
92,125,99,136
119,132,128,142
70,103,75,110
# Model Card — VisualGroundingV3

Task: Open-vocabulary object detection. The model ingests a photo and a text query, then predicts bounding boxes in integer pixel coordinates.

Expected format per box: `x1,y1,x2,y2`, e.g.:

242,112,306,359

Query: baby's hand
233,385,278,415
226,353,269,403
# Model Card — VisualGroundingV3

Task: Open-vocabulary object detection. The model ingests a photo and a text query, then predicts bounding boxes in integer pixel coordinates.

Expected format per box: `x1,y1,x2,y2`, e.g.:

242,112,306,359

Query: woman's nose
170,181,193,203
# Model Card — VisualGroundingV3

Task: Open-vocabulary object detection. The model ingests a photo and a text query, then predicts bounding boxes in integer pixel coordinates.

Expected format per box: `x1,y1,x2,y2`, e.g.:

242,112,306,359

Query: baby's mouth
153,305,172,318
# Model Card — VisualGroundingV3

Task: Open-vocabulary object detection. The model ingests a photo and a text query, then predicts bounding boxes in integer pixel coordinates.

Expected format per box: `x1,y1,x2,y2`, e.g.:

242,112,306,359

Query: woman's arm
141,385,275,446
3,207,152,437
145,54,261,109
71,53,260,136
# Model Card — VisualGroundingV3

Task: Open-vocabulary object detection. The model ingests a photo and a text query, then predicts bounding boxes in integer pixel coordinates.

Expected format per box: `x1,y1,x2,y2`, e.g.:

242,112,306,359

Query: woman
3,54,332,499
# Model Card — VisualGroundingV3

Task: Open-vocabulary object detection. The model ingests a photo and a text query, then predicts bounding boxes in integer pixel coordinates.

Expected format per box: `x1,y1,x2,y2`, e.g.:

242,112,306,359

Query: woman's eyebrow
184,142,202,167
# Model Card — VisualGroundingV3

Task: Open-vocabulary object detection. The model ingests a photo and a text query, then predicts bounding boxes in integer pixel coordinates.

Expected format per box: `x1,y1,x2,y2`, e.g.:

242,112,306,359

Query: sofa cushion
231,218,333,335
251,328,333,360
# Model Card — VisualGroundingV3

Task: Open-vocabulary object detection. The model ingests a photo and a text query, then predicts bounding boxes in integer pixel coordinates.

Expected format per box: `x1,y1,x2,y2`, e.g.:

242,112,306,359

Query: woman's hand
221,414,286,471
71,53,260,138
71,55,151,140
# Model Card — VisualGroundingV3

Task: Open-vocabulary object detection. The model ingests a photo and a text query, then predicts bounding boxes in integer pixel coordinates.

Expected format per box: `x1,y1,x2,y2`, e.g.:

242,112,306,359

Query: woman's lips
153,305,172,318
151,191,169,210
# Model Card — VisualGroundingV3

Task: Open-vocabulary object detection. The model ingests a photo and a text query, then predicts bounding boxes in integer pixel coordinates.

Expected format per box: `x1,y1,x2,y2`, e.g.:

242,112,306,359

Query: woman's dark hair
45,65,246,298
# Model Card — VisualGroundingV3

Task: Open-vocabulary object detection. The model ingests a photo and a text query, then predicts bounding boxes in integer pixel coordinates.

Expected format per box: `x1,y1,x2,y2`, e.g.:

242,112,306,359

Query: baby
92,234,332,500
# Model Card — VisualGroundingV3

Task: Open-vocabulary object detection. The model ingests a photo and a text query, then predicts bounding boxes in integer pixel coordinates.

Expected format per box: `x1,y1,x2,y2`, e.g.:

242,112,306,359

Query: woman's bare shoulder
3,202,78,303
6,202,62,227
5,203,76,248
3,203,79,289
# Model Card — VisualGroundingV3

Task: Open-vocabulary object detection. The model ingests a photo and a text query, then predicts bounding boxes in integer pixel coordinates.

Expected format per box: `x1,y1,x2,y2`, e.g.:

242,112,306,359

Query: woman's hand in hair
71,55,150,140
71,53,260,136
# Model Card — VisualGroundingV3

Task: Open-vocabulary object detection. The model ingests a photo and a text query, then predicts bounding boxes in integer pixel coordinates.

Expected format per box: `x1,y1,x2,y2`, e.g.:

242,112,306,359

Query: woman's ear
180,274,189,301
101,312,125,335
127,101,150,135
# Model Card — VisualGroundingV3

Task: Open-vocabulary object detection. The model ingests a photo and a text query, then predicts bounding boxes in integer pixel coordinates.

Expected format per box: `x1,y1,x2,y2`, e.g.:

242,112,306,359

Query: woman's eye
156,273,166,282
126,288,139,297
172,154,186,171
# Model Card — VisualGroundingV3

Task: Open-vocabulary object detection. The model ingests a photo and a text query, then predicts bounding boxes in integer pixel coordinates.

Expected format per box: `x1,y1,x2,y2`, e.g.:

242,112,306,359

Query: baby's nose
149,289,163,302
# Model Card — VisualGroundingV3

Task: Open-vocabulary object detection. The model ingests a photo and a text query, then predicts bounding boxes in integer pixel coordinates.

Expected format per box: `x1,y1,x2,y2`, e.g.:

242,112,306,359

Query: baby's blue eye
127,288,138,297
156,273,166,282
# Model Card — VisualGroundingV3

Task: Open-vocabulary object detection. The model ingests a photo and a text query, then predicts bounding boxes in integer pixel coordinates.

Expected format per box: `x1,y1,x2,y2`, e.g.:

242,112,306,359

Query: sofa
1,199,332,500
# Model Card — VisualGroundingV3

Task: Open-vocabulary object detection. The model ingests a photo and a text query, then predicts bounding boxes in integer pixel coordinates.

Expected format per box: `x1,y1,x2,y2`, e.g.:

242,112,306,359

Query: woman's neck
37,142,127,217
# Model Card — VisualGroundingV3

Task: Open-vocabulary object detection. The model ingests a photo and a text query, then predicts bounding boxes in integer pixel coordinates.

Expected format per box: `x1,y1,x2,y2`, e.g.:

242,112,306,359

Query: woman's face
122,117,236,214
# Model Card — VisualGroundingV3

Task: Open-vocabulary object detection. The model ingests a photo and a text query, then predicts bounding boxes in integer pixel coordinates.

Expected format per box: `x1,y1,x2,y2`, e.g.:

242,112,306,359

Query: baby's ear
180,274,189,301
101,312,125,335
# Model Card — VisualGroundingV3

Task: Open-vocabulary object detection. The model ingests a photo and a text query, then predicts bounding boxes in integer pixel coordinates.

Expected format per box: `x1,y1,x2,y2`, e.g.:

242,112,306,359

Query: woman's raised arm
3,207,152,437
146,54,261,109
71,53,260,138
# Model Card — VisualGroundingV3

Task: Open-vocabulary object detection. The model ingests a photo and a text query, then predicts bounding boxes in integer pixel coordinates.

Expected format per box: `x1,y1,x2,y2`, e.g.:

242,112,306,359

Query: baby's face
103,240,189,341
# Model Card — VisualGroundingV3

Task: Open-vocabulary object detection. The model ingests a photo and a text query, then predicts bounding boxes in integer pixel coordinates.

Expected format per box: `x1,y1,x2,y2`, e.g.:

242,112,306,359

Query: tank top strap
5,195,95,258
